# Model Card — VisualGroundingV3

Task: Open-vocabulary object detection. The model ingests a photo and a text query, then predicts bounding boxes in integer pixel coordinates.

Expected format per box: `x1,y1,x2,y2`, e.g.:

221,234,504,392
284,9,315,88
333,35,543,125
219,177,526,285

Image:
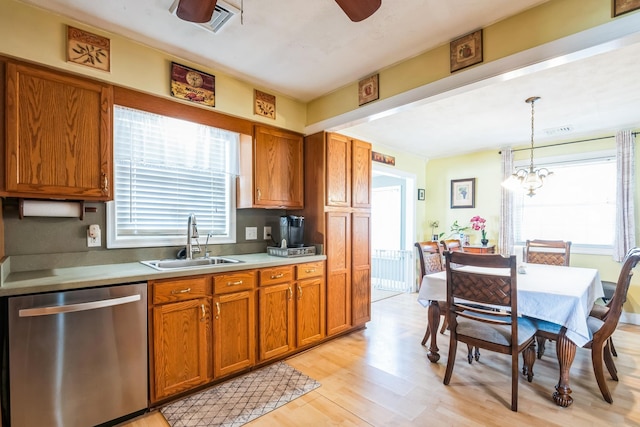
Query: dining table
417,262,604,407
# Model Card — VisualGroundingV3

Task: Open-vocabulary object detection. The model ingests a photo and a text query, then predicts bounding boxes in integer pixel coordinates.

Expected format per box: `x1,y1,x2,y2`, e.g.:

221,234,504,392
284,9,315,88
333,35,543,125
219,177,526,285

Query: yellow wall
425,133,640,316
0,0,307,132
307,0,613,125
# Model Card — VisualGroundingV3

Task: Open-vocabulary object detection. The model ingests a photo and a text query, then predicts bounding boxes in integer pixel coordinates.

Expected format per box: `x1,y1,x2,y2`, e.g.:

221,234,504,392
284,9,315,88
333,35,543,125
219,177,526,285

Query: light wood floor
122,292,640,426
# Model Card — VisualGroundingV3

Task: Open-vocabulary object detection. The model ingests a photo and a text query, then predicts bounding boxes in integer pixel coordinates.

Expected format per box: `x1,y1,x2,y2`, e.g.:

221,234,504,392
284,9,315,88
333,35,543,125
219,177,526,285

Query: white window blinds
107,105,239,248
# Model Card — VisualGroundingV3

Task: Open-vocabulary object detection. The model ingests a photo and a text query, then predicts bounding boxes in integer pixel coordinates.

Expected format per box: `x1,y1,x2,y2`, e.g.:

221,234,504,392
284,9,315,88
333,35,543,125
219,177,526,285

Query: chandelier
504,96,552,197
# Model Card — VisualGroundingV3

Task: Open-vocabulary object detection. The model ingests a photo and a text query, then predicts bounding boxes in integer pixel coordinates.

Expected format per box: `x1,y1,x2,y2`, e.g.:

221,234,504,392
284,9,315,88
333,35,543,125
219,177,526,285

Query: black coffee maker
280,215,305,248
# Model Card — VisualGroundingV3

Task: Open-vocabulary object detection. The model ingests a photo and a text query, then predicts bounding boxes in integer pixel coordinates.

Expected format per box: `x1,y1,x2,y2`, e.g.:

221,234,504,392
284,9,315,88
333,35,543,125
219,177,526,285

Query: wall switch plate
87,224,101,247
245,226,258,240
263,226,271,240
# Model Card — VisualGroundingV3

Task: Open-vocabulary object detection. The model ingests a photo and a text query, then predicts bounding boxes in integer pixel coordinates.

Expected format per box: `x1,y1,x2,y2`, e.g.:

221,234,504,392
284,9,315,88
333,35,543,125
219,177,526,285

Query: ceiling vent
544,125,574,136
169,0,240,33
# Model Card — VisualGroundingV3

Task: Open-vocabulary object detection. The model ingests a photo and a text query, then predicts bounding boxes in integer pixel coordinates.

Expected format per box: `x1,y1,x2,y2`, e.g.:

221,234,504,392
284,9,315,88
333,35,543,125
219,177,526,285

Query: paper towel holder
18,199,85,220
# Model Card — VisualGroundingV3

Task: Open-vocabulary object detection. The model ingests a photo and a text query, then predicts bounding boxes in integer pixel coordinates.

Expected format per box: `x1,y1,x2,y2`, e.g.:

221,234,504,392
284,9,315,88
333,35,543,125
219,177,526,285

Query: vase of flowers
470,215,488,245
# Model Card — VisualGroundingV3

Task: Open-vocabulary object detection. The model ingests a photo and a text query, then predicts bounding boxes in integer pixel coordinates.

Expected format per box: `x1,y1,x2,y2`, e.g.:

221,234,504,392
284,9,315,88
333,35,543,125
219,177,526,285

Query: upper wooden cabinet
3,62,113,200
322,133,371,209
237,125,303,209
351,139,372,209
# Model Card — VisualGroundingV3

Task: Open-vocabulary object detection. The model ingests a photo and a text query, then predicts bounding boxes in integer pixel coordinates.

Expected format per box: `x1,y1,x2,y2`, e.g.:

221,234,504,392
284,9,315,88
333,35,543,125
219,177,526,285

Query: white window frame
107,105,238,249
513,149,616,255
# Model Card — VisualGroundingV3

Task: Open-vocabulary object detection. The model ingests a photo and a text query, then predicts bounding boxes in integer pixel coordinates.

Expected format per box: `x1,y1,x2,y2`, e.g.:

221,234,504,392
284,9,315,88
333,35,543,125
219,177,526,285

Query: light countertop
0,253,326,297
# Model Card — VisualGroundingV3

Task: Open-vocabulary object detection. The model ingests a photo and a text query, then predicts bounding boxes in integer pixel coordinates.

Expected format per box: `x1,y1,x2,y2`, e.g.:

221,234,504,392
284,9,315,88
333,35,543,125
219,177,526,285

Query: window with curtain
107,105,239,248
513,150,616,252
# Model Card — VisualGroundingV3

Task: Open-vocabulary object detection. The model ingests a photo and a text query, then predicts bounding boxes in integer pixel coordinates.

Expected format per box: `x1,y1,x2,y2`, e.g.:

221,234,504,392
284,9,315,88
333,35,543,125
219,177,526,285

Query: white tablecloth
417,263,604,347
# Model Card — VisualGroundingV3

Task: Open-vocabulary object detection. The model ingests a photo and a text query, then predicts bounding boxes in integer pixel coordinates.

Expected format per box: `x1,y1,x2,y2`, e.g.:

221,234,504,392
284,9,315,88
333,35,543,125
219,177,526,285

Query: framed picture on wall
451,178,475,208
613,0,640,17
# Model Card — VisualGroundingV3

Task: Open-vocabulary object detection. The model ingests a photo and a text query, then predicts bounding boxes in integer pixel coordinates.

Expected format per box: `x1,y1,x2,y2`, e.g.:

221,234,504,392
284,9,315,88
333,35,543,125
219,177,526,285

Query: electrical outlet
87,224,101,247
245,226,258,240
263,226,271,240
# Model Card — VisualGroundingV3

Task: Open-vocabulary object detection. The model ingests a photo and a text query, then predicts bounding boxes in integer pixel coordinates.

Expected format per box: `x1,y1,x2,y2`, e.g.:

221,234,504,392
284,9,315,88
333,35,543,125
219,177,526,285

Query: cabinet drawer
296,261,324,280
213,271,256,294
153,276,210,304
259,266,294,286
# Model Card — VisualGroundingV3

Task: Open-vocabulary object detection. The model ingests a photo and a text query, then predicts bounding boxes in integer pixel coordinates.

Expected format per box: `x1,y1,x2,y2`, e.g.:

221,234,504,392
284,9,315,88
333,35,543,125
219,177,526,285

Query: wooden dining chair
525,239,571,266
533,247,640,404
441,239,463,252
443,251,537,412
525,239,572,358
415,241,448,345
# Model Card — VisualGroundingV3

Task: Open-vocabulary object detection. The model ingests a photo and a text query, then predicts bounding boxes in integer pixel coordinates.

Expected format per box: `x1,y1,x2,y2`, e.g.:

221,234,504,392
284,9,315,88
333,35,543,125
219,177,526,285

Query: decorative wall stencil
254,89,276,119
170,62,215,107
450,29,483,72
372,151,395,166
614,0,640,16
67,26,110,71
358,73,379,106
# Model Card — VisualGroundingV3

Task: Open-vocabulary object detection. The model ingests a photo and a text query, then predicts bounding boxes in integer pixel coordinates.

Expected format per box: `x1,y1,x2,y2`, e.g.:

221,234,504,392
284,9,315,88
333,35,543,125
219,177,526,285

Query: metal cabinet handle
19,294,140,317
227,280,243,286
215,302,220,319
305,269,316,274
288,287,293,300
101,173,109,194
297,285,302,299
200,304,206,322
257,188,261,201
171,288,191,295
270,273,284,279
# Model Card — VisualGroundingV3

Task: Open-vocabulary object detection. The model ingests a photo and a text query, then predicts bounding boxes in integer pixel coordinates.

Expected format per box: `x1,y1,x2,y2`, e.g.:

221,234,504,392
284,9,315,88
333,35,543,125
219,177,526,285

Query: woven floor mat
161,362,320,427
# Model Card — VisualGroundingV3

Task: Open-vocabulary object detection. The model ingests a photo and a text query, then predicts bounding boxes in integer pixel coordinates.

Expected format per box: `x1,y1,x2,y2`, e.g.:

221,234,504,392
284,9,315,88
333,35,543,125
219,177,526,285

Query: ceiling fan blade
335,0,382,22
176,0,218,23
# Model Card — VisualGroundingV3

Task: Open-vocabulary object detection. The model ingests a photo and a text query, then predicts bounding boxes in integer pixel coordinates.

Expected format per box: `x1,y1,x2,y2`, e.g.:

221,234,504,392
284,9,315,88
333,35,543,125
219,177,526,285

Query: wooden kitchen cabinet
325,211,352,336
258,266,296,361
351,212,371,326
212,271,256,378
301,132,371,337
237,125,303,209
150,276,211,402
295,261,326,346
3,61,113,200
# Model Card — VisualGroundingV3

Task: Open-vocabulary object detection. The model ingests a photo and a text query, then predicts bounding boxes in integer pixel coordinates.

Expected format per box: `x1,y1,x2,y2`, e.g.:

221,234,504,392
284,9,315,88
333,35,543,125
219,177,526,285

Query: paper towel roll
20,199,83,218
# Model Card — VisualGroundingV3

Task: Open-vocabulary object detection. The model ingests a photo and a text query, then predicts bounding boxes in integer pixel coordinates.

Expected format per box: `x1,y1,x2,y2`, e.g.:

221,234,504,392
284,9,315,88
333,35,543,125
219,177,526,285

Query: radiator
371,249,415,293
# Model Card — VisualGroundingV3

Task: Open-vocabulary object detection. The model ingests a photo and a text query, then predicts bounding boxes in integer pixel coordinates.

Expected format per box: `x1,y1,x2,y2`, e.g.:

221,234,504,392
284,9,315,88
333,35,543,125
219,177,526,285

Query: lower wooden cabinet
150,261,325,402
213,290,255,378
296,275,325,346
258,267,296,361
258,262,326,361
326,212,352,336
152,297,211,401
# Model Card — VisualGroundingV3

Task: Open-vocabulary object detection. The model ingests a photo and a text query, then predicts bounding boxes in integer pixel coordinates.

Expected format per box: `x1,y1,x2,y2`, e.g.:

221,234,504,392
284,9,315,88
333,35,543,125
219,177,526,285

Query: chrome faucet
186,213,201,260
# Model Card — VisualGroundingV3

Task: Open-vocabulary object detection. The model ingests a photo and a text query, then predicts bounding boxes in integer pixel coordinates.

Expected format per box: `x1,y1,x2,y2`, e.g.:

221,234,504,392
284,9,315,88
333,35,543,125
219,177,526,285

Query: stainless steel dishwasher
8,282,148,427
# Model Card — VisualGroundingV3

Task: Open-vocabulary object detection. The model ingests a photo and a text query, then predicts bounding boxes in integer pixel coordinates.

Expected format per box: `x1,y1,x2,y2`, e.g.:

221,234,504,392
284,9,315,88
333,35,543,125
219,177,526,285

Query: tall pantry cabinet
301,132,371,336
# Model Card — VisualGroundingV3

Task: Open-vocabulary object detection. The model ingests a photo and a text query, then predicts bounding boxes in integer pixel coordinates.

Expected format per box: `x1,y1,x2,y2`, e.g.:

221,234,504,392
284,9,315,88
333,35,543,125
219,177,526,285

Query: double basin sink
141,256,242,271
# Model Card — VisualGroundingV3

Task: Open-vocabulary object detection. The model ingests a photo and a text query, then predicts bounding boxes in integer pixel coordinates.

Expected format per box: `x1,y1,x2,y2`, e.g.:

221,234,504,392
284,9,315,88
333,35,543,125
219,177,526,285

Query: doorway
371,164,416,298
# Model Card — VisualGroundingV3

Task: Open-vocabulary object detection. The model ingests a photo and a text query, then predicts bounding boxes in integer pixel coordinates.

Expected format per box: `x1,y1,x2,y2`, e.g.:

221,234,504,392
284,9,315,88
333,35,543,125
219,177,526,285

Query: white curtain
499,148,514,255
614,130,636,262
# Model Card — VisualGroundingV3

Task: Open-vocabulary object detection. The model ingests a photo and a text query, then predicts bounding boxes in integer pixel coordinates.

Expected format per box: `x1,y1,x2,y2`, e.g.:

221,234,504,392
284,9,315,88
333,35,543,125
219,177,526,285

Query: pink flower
470,216,487,239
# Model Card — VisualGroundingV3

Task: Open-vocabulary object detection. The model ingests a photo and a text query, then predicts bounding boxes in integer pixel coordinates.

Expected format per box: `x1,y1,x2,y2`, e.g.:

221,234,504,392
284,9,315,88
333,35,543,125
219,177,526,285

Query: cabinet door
326,211,352,336
326,133,351,207
252,126,303,208
296,276,325,347
152,298,210,401
258,282,295,361
4,62,113,200
213,290,255,378
351,139,372,208
352,212,371,326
